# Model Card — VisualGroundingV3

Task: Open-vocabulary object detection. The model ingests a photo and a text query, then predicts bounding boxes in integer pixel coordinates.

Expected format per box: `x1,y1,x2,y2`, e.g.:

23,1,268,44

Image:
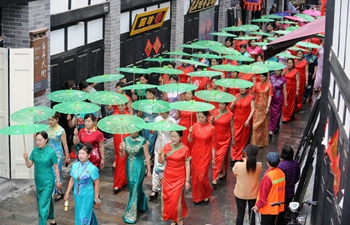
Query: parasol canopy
98,115,145,134
10,106,55,123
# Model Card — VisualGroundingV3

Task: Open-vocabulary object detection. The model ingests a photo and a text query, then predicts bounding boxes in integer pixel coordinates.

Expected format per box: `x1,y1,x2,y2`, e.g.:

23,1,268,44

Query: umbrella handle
133,73,135,85
23,135,27,153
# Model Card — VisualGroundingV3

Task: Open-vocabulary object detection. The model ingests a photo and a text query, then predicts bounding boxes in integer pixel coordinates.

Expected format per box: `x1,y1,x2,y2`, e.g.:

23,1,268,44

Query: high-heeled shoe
212,182,217,190
219,173,227,180
113,187,119,195
203,198,209,205
193,201,202,205
54,193,64,202
148,191,158,201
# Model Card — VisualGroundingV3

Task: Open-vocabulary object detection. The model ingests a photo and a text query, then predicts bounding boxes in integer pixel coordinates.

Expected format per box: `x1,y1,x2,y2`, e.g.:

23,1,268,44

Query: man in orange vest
252,152,286,225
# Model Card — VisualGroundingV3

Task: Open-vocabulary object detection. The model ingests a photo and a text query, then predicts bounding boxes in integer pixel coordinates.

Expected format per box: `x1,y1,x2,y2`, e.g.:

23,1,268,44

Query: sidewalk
0,98,315,225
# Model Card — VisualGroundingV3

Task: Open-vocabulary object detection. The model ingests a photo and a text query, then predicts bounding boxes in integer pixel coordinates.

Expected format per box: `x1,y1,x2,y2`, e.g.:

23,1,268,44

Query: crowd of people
21,5,325,225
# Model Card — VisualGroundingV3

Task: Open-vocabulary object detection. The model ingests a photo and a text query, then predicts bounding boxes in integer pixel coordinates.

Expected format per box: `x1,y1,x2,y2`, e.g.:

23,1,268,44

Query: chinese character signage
130,7,169,36
30,28,48,94
188,0,217,14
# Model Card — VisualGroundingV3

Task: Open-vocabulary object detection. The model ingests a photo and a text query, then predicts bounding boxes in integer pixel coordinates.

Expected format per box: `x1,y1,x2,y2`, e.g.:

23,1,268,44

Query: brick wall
170,0,184,52
2,0,51,107
218,0,231,43
104,0,120,92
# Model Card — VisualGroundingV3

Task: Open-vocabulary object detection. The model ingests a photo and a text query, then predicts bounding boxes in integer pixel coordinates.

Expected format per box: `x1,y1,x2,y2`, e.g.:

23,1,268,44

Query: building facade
0,0,232,178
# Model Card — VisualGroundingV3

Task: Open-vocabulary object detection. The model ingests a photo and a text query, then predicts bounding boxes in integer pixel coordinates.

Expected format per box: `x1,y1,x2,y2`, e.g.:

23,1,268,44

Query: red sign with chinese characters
144,39,153,57
153,37,162,54
130,7,169,36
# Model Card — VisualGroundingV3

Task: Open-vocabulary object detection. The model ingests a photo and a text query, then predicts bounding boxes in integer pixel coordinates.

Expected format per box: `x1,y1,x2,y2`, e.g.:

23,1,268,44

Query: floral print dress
70,160,99,225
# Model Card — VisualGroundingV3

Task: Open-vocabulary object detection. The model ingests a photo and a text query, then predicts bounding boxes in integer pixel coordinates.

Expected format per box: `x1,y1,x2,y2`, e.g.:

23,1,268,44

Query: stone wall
104,0,120,92
170,0,184,52
2,0,51,107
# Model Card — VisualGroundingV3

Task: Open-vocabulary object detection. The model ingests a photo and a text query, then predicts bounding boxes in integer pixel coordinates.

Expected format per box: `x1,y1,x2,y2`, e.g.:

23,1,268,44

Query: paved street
0,97,315,225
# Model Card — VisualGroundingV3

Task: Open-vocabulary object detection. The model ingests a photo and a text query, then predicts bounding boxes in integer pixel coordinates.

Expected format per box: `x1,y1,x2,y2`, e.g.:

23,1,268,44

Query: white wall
50,29,65,55
71,0,89,10
50,0,108,14
88,18,104,44
67,23,85,50
50,0,69,14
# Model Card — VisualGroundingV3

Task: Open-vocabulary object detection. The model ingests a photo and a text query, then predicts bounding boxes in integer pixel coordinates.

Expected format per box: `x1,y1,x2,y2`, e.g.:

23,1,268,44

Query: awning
263,16,325,59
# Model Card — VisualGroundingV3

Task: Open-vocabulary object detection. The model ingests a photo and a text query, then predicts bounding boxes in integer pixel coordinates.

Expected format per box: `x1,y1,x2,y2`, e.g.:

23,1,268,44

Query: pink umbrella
303,9,321,17
284,16,305,22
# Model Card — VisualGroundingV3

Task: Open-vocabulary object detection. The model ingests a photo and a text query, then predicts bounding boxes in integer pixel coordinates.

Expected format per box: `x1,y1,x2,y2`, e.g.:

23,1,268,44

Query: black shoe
54,193,64,202
113,188,119,195
193,201,202,205
203,199,209,205
50,221,57,225
212,182,217,189
148,191,158,201
219,173,227,180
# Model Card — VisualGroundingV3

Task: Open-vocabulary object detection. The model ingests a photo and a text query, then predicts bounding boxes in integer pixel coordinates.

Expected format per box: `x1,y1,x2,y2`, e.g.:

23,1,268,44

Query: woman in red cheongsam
112,103,129,194
230,88,255,164
158,130,191,225
282,58,300,123
176,90,197,147
211,103,234,187
73,113,105,169
294,50,308,111
188,111,216,205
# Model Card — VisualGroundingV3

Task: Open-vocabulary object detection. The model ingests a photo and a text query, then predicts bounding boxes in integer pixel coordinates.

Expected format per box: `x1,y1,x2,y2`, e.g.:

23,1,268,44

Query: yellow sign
188,0,217,13
130,7,169,36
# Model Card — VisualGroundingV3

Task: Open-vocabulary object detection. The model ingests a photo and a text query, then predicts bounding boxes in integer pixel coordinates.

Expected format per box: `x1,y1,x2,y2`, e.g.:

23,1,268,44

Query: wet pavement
0,97,315,225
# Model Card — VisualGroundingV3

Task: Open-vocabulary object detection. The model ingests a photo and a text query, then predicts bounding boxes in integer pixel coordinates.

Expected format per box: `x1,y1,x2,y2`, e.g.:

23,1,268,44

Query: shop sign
188,0,217,14
30,28,48,95
130,7,169,36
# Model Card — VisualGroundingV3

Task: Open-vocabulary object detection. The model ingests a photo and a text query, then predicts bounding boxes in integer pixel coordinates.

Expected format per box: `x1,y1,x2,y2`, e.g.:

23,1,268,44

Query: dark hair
260,73,268,77
225,37,234,46
196,49,205,54
219,102,229,106
182,55,191,60
187,90,195,95
296,50,304,56
168,62,176,68
78,81,89,90
169,74,179,82
197,111,210,117
240,44,247,49
84,113,97,122
116,81,126,88
80,143,92,155
171,130,183,138
62,80,76,90
140,74,150,81
210,58,222,66
281,145,294,160
211,75,221,81
245,145,258,173
197,65,206,70
256,53,264,60
146,88,157,96
51,112,61,120
287,58,295,67
36,131,48,141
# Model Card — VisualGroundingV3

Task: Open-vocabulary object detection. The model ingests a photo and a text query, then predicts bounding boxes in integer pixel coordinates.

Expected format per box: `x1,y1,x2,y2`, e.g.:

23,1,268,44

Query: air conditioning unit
227,7,242,27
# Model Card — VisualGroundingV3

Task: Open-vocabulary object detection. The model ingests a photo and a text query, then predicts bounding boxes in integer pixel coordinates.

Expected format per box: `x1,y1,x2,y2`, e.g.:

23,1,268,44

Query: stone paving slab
0,100,314,225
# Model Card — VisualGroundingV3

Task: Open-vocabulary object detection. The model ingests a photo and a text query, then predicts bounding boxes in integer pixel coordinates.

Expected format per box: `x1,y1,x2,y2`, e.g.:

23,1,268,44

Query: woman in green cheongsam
119,131,152,224
23,131,61,225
